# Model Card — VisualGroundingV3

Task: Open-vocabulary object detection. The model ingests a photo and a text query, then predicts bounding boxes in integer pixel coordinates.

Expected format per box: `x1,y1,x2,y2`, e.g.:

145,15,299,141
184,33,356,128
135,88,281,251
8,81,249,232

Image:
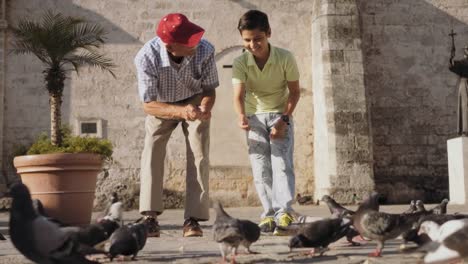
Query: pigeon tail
356,192,380,213
213,201,232,220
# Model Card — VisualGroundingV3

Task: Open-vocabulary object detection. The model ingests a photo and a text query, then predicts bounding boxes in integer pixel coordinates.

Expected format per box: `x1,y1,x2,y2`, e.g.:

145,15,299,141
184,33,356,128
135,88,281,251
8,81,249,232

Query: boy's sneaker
139,216,160,237
273,213,294,236
183,218,203,237
258,216,276,233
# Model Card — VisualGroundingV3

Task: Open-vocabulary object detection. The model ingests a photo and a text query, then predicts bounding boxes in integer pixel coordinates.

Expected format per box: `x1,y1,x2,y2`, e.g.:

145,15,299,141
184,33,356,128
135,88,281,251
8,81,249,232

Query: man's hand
270,119,288,139
183,104,201,121
238,115,250,130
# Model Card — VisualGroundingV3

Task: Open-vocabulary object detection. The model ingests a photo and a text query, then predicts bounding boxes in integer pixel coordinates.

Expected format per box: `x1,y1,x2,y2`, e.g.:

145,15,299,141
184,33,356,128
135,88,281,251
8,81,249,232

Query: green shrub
26,127,113,160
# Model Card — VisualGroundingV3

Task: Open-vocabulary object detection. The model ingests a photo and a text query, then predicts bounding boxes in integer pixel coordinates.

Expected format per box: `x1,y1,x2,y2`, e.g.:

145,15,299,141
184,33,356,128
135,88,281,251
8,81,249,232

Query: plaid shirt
135,37,219,103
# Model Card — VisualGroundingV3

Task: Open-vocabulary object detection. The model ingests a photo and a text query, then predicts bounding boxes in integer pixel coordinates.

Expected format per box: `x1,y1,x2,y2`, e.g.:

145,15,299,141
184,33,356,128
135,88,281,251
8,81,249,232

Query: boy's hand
270,119,287,139
238,115,250,130
198,105,212,121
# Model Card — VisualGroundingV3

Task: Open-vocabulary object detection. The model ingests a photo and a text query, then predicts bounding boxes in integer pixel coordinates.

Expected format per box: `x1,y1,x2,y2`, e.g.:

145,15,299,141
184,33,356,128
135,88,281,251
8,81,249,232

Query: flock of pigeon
4,183,148,263
2,183,468,263
212,193,468,264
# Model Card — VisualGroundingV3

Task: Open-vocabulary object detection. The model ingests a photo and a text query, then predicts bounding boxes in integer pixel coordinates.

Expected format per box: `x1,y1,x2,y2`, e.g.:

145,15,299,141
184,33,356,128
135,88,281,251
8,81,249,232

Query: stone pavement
1,203,467,264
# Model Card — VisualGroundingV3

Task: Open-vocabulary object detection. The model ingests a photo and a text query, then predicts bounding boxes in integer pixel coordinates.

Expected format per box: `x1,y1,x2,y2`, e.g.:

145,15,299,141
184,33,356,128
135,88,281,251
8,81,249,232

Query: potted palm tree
11,11,115,226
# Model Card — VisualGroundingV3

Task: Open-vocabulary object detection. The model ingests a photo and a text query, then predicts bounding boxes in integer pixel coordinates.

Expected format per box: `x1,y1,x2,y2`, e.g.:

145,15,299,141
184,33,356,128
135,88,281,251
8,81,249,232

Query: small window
75,119,103,138
81,122,97,134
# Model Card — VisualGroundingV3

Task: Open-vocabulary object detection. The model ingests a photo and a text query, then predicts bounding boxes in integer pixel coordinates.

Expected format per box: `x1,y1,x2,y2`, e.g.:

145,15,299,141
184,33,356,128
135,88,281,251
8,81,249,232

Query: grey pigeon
429,199,449,215
416,200,427,213
321,195,354,218
62,219,120,248
9,183,104,264
403,200,417,214
108,222,148,261
353,192,428,257
419,219,468,263
321,193,381,246
288,217,353,256
212,201,260,263
277,218,360,247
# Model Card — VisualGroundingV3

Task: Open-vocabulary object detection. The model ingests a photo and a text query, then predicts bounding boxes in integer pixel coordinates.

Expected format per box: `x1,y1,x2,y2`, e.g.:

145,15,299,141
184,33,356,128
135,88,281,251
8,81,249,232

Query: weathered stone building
1,0,467,208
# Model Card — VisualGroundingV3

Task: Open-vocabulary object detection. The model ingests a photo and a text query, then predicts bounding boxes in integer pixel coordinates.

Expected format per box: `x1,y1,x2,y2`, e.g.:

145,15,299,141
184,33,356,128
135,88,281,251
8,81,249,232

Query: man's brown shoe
183,218,203,237
139,216,160,237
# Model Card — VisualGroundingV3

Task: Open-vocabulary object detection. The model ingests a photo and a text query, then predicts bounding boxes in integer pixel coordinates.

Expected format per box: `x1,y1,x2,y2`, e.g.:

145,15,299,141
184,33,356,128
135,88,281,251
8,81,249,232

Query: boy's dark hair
237,10,270,33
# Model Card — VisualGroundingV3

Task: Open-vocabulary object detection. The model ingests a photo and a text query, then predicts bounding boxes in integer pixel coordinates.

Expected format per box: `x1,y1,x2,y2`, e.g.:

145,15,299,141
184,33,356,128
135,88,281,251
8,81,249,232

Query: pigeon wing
32,216,71,257
362,212,400,237
213,219,243,243
239,220,260,243
130,223,148,250
299,219,342,247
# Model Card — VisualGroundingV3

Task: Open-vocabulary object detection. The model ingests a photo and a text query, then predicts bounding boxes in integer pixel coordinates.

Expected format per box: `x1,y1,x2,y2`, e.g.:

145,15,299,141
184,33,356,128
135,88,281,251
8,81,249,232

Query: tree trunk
45,66,65,146
50,93,62,146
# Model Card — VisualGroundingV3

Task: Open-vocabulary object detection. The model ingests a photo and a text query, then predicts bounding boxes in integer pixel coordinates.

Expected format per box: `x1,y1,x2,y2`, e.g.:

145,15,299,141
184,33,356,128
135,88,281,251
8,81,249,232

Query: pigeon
403,200,417,214
101,201,123,225
288,217,353,256
321,195,355,218
108,222,148,261
401,213,468,246
429,199,449,215
416,200,427,213
353,192,427,257
212,201,260,263
102,193,119,216
9,183,104,264
296,193,313,205
62,219,120,249
418,219,468,263
322,193,381,245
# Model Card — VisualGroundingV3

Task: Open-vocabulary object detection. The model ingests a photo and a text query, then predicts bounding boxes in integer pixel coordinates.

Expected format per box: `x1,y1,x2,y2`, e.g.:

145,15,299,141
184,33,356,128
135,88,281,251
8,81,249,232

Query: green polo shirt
232,45,299,115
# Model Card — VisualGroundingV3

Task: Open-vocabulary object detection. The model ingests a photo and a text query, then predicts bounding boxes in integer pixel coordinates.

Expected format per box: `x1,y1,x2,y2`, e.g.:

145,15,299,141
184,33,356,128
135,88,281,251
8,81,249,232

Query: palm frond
10,20,52,64
70,23,106,50
10,10,116,77
62,51,116,78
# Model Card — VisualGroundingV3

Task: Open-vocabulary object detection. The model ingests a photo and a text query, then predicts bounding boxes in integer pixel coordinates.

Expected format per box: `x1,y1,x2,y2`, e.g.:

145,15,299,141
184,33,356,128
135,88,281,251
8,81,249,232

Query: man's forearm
200,89,216,112
143,101,184,119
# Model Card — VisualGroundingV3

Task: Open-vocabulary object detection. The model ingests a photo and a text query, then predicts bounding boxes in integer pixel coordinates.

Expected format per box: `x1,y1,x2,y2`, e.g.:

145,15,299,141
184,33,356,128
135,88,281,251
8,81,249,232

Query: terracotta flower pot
13,153,103,226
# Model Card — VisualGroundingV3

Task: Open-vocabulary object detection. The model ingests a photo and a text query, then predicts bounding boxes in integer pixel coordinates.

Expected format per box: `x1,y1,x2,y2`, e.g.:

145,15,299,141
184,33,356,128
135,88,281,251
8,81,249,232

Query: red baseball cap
156,13,205,47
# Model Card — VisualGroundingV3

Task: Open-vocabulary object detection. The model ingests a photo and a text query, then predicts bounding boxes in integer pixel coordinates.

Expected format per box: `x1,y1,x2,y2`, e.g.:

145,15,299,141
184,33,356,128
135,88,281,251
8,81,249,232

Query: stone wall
359,0,468,203
3,0,314,209
5,0,468,207
312,0,375,203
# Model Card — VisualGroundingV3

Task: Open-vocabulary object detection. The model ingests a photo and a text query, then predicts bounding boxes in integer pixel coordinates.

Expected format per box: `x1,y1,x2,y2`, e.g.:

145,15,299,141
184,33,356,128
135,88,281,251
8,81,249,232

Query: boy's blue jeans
247,113,295,220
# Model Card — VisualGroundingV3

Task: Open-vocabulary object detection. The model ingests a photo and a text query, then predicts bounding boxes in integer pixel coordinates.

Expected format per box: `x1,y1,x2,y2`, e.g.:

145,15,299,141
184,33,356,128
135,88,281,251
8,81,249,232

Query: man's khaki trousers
139,107,210,220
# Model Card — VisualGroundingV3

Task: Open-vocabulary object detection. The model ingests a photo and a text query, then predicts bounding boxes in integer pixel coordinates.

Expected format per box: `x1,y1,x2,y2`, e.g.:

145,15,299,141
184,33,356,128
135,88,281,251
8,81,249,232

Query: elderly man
134,13,219,237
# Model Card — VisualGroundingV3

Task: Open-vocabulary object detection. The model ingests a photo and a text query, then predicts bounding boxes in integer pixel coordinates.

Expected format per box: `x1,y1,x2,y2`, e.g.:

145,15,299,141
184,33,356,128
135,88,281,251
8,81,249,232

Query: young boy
232,10,300,235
